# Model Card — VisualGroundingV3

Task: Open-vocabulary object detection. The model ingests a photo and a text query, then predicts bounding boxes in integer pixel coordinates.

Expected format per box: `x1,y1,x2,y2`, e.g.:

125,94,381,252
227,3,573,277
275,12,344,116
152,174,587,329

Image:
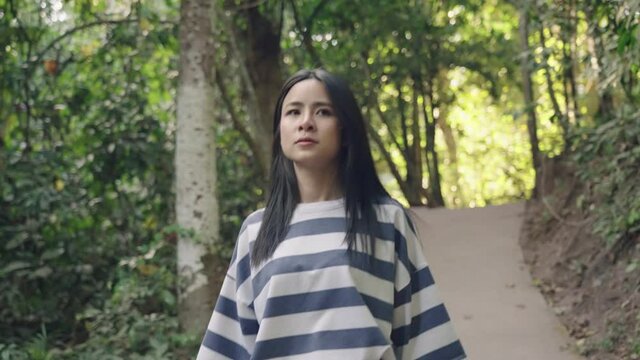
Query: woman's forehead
283,79,332,106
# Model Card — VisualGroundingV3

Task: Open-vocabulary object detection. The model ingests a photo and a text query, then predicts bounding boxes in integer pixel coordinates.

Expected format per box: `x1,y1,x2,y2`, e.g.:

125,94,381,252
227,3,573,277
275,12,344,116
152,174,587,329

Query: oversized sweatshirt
196,196,466,360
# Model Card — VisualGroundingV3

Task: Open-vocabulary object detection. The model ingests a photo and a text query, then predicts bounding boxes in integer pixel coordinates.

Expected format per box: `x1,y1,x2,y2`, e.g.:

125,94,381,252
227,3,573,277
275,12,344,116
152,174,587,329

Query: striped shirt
196,197,466,359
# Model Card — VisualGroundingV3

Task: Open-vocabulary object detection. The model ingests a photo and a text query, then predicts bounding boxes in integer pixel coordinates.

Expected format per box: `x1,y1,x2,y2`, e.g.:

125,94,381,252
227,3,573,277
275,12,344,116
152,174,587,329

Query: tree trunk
518,4,541,199
433,69,465,207
421,78,445,208
238,6,284,177
584,4,614,122
215,3,283,179
410,80,425,205
398,81,423,206
539,24,569,152
565,0,580,126
0,115,6,172
176,0,219,334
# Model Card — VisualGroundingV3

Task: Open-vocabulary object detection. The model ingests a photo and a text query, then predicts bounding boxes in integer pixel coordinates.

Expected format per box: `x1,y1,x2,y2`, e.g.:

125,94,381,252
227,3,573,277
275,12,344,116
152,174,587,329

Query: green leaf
41,248,64,261
1,261,32,276
31,266,53,279
4,233,29,250
160,289,176,307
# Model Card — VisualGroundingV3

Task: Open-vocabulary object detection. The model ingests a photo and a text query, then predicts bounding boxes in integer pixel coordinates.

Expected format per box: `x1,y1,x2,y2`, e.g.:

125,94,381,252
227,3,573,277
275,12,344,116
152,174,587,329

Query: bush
572,105,640,247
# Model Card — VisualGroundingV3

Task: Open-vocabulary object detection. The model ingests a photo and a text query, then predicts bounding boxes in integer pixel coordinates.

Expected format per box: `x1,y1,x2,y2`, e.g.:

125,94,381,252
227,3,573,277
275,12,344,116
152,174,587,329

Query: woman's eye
285,109,300,116
317,108,333,116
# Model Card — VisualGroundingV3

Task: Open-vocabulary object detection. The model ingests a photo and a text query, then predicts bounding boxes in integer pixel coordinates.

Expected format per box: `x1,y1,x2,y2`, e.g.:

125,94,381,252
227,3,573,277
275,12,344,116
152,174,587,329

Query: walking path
412,202,584,360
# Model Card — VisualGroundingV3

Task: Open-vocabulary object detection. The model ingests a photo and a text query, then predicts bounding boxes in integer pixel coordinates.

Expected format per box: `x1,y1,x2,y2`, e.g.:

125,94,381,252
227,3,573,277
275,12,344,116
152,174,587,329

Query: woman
196,69,466,359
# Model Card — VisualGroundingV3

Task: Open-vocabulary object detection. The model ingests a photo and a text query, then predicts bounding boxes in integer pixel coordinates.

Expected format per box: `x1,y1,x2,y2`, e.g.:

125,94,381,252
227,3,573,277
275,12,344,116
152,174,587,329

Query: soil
519,155,640,359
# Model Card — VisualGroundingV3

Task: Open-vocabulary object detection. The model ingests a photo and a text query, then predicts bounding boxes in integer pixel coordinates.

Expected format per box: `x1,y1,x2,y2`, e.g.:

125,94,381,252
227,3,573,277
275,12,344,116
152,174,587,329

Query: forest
0,0,638,359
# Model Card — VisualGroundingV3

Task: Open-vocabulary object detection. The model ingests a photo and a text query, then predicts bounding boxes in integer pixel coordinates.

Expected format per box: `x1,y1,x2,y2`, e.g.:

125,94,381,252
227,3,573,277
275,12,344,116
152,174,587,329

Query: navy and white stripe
196,197,466,359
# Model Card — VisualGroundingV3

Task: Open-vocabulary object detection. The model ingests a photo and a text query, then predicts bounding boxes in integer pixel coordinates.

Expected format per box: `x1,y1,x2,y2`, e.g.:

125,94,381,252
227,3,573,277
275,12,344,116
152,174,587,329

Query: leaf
54,179,65,192
31,266,53,279
149,335,169,355
1,261,32,276
4,233,29,250
137,263,158,276
160,289,176,307
41,248,64,261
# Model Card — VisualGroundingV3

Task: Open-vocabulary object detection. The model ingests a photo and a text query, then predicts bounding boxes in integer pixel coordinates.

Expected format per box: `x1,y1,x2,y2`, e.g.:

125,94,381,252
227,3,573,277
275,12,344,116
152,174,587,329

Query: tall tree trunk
238,5,284,177
215,3,284,179
176,0,219,334
433,69,465,207
566,0,580,126
539,24,569,152
421,77,445,208
584,35,603,120
0,115,6,172
359,57,419,204
518,4,541,199
398,81,423,205
410,80,425,205
365,108,412,199
584,3,614,122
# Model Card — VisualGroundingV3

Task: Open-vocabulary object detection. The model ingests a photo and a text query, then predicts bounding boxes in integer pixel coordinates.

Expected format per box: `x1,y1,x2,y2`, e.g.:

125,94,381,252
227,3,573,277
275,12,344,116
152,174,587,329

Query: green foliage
566,0,640,248
52,228,200,359
524,0,639,250
572,106,640,245
1,8,177,345
1,0,263,357
216,121,265,257
1,149,118,342
1,0,638,358
284,0,534,207
0,228,201,359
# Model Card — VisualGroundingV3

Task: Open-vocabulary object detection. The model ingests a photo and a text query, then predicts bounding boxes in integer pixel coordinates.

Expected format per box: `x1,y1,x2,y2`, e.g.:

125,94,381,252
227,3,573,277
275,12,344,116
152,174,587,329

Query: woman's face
279,79,342,171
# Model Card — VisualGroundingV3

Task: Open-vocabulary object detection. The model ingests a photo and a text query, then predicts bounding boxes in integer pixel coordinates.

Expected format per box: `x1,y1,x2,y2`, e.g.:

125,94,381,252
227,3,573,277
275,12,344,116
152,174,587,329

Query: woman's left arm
390,210,467,360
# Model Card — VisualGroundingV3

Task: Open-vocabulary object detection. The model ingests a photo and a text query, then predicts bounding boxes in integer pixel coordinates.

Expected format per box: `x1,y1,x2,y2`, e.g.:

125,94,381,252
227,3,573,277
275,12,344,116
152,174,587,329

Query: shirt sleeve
196,222,258,360
390,210,467,360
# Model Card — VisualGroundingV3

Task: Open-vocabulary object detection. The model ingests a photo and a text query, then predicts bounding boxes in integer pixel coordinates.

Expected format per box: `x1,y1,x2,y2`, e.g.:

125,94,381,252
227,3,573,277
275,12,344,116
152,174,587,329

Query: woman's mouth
295,138,318,145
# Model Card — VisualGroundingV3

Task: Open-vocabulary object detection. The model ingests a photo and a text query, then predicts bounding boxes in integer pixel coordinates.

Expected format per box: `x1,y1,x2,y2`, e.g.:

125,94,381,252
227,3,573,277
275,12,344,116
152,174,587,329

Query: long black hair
251,69,390,267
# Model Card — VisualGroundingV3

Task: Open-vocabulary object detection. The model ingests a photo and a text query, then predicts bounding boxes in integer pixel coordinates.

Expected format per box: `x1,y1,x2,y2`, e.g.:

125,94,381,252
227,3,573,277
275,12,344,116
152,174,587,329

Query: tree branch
32,18,176,67
229,0,270,12
396,81,409,152
215,7,262,134
305,0,331,26
538,26,564,124
33,18,138,66
360,53,405,156
365,109,411,199
288,0,323,67
213,67,266,179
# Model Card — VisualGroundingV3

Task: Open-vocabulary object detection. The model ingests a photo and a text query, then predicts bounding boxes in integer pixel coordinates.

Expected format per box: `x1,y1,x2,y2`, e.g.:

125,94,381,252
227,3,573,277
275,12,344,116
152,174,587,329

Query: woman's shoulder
245,207,266,224
372,195,407,214
372,195,417,231
238,208,266,235
374,195,402,205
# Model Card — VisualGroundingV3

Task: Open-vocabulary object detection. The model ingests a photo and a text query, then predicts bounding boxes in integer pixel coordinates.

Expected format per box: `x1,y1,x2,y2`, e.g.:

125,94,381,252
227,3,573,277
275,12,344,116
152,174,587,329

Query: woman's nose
298,111,315,130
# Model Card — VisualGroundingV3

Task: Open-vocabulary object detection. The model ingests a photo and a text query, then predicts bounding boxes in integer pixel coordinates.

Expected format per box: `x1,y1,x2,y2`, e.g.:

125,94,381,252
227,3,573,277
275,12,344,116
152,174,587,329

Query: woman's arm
390,210,467,360
196,220,258,360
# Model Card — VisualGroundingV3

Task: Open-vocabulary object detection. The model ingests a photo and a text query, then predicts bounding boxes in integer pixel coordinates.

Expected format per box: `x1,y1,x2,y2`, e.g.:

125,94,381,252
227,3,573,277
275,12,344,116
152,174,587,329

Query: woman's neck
293,164,343,203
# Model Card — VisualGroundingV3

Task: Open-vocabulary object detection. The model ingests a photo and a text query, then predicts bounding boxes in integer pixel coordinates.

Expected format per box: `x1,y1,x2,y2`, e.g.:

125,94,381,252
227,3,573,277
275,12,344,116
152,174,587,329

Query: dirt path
411,202,584,360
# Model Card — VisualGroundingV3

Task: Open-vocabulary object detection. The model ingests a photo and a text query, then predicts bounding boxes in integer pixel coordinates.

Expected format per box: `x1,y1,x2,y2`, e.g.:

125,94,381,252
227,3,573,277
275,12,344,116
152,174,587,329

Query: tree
212,0,286,180
285,0,521,207
176,0,219,334
518,1,541,199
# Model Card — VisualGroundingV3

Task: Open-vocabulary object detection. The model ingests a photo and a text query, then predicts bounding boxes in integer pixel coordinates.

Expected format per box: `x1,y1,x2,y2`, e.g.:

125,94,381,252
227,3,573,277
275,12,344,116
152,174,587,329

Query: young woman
196,69,466,359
